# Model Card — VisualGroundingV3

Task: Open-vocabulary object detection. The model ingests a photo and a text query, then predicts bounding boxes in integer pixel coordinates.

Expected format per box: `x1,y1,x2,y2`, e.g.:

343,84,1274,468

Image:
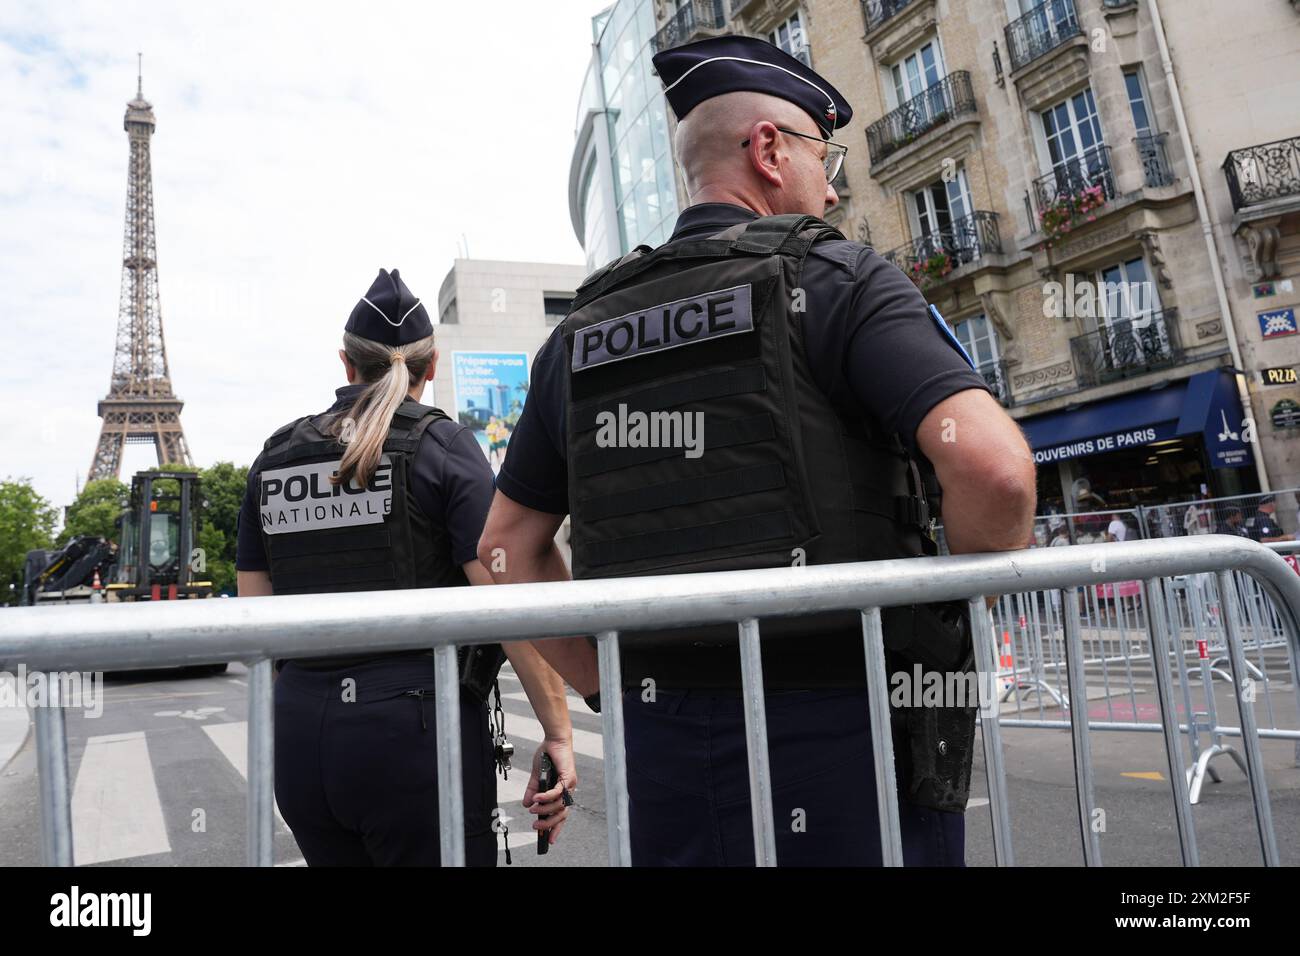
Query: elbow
990,459,1037,524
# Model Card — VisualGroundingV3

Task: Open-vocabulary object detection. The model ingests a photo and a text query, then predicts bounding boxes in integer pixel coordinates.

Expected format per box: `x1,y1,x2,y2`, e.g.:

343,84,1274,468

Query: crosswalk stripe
201,721,289,827
504,711,605,761
72,731,171,865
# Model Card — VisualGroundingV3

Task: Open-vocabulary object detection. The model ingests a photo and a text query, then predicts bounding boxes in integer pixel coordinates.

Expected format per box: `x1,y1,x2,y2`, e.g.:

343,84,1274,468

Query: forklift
104,470,214,603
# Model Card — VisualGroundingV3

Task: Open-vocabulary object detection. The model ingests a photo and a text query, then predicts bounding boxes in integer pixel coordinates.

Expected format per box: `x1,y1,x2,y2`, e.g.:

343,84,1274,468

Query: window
908,168,984,263
1123,68,1156,136
544,295,574,327
952,313,1000,369
1041,87,1104,171
952,314,1006,400
890,40,944,107
769,12,810,66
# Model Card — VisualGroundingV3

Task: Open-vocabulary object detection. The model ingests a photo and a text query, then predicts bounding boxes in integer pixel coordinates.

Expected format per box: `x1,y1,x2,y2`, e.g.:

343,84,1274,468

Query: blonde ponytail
333,331,436,487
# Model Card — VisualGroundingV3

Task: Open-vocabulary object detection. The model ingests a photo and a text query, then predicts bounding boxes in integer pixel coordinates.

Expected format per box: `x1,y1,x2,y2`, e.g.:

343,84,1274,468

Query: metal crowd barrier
2,535,1298,868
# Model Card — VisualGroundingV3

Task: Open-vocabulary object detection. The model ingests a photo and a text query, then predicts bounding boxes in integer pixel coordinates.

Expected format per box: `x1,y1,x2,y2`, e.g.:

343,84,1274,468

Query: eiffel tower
89,57,192,481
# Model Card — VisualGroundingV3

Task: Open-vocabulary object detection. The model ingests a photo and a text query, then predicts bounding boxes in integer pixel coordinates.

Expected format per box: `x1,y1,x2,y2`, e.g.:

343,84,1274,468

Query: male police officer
479,36,1036,865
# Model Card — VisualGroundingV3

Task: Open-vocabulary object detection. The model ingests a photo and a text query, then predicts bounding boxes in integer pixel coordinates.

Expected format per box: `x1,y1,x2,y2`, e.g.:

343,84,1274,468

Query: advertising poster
451,351,530,473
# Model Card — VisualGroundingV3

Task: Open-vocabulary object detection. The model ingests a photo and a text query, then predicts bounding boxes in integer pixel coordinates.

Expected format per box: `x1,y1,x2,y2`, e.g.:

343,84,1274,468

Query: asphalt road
0,663,1296,867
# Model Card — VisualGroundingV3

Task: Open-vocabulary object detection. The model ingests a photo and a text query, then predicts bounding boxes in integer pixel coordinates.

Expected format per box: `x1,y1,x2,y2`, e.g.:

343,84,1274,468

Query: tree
0,478,58,606
58,478,129,546
197,462,248,595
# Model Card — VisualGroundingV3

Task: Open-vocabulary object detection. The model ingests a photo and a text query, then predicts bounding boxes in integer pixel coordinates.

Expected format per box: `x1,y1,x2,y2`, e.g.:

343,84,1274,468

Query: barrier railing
2,535,1297,867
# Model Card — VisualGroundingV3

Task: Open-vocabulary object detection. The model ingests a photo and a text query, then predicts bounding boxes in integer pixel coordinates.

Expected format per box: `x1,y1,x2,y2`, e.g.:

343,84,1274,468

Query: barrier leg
596,630,631,867
1142,578,1199,866
246,658,274,867
738,618,777,867
433,644,464,867
969,597,1015,866
1062,589,1102,866
1215,570,1280,865
861,608,903,866
34,674,73,867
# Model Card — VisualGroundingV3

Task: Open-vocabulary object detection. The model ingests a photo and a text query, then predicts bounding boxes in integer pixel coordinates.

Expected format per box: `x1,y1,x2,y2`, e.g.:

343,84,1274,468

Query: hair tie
390,352,406,365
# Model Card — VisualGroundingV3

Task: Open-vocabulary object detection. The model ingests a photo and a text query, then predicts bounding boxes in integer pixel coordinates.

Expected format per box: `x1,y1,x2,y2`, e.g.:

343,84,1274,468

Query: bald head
673,91,837,217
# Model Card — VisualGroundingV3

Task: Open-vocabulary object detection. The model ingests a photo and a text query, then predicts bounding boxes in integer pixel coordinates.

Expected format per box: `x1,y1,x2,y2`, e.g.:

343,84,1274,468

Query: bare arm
916,387,1037,555
477,491,600,697
236,570,273,597
461,559,572,741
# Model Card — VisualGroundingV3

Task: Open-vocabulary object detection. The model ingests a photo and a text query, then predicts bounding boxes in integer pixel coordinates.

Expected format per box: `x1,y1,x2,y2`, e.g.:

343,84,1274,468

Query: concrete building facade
602,0,1300,519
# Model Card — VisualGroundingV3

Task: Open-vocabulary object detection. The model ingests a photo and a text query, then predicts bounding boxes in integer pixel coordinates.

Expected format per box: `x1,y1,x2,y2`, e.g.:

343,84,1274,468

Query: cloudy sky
0,0,607,512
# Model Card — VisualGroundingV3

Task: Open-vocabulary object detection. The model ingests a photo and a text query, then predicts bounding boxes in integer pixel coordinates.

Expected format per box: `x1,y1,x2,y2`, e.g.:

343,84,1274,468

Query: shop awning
1021,369,1253,468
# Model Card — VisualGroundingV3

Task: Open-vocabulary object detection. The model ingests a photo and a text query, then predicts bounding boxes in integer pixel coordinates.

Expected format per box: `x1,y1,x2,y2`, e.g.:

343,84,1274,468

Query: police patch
572,284,753,372
259,456,393,535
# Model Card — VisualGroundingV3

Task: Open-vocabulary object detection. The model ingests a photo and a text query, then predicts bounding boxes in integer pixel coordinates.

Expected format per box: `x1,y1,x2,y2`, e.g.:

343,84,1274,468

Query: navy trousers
623,687,965,866
274,656,497,866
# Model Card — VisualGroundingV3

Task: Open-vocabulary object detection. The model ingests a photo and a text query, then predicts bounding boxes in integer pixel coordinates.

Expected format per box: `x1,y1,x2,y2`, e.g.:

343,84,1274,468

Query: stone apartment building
617,0,1300,518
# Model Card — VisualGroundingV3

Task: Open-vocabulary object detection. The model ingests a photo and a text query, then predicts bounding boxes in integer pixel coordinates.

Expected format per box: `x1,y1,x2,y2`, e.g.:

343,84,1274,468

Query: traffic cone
91,569,104,604
998,630,1015,694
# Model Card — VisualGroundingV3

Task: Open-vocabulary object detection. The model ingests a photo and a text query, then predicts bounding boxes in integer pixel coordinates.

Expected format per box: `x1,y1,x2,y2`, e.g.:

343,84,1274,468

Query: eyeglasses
741,126,848,183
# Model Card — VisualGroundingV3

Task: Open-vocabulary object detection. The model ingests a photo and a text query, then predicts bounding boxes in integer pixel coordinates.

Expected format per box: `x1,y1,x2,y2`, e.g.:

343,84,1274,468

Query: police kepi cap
345,268,432,346
652,34,852,139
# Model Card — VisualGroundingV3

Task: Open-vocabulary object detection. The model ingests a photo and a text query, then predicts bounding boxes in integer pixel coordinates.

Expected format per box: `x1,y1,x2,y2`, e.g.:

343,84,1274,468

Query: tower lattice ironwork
89,58,192,481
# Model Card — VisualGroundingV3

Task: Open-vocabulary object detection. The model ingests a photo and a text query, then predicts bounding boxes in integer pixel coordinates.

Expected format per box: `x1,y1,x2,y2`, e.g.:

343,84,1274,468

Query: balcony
882,210,1002,289
1069,309,1183,386
866,71,976,165
979,360,1014,408
1135,132,1174,188
1222,136,1300,212
861,0,919,33
1005,0,1082,72
652,0,727,54
1026,144,1116,237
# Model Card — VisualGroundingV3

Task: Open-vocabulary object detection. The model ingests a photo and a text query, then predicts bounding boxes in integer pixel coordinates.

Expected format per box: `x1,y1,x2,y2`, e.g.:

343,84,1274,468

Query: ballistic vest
256,399,464,596
561,214,939,668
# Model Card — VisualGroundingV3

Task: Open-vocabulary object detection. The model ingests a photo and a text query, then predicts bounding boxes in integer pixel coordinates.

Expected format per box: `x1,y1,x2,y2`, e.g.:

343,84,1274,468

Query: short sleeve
841,250,992,453
494,327,570,514
412,421,497,566
235,460,269,572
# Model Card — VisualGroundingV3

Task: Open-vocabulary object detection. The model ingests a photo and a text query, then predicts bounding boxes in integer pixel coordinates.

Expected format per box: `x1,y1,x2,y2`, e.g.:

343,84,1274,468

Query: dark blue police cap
652,34,852,139
344,268,432,346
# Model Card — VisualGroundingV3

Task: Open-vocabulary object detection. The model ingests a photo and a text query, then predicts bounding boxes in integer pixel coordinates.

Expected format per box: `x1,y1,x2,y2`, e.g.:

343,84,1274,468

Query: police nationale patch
571,283,754,372
259,456,393,535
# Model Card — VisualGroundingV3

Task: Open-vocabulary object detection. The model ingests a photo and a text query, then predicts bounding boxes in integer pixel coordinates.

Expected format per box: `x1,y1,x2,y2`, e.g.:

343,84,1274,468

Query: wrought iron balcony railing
1136,132,1174,188
980,359,1014,408
882,210,1002,287
1069,309,1183,386
1028,144,1116,226
1222,136,1300,212
652,0,727,54
862,0,918,33
866,71,976,164
1005,0,1082,72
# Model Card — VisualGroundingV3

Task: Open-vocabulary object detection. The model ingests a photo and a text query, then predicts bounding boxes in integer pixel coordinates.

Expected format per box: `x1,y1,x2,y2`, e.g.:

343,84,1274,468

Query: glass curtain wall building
569,0,680,272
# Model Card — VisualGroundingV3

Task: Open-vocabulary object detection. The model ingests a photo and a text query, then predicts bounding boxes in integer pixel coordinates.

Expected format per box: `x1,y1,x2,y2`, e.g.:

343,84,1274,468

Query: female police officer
235,268,576,866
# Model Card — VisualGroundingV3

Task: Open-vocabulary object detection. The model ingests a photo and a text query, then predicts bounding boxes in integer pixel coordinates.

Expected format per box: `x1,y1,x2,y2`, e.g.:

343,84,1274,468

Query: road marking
227,679,247,687
72,731,171,865
1121,771,1166,781
505,712,604,760
153,706,226,721
201,721,288,828
967,798,990,808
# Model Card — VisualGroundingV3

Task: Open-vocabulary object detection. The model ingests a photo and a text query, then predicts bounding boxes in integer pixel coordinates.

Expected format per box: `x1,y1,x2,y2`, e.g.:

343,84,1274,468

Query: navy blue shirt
235,385,494,573
496,202,991,514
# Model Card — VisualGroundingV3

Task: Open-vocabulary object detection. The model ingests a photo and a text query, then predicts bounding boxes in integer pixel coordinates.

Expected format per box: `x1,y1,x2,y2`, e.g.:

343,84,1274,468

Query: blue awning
1022,369,1253,468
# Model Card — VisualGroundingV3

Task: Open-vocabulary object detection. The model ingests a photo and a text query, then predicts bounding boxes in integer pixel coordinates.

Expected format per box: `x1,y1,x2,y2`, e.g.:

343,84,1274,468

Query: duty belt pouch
884,601,977,813
458,644,506,704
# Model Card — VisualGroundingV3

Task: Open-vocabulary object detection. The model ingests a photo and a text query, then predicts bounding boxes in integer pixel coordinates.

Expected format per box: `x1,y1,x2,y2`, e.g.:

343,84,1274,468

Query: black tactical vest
256,399,500,683
563,214,976,812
